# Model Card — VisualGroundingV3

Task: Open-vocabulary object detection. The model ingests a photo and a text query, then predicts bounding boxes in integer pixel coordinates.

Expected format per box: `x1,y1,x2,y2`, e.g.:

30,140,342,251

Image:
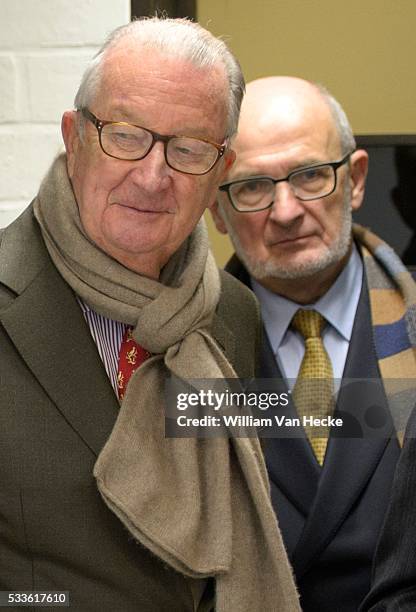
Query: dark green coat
0,207,260,612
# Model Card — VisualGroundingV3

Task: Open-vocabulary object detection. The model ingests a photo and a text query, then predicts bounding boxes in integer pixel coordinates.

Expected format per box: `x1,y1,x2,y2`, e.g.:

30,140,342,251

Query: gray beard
222,185,352,281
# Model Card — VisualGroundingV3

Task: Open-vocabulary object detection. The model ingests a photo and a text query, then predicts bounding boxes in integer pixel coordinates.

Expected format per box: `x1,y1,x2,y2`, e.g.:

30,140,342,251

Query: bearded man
211,76,416,611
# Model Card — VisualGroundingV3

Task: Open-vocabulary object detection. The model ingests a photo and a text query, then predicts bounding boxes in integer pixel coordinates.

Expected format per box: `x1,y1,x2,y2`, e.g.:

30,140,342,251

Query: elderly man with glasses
211,76,416,612
0,22,300,612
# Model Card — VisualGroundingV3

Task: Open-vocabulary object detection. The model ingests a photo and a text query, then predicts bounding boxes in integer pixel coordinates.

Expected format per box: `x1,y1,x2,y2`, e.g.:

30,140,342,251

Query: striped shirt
77,298,127,394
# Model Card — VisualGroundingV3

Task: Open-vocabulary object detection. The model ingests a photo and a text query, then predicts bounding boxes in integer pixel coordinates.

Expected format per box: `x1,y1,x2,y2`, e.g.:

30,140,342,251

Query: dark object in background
353,135,416,264
391,145,416,264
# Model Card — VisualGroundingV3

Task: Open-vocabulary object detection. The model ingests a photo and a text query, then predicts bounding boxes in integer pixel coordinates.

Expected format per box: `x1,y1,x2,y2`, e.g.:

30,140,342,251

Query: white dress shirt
77,298,127,395
251,245,363,390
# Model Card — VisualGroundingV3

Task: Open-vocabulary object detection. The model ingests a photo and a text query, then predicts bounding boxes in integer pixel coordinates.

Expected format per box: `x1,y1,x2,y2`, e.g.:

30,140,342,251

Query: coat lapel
0,210,119,457
225,255,322,517
291,275,395,577
261,331,321,518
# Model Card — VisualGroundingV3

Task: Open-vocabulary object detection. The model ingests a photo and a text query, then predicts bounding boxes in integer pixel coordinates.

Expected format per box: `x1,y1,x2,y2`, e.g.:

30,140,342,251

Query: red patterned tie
117,326,151,401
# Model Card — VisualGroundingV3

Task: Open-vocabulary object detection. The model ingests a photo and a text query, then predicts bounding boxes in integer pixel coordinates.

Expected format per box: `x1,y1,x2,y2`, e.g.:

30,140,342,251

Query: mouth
112,202,172,215
271,234,316,246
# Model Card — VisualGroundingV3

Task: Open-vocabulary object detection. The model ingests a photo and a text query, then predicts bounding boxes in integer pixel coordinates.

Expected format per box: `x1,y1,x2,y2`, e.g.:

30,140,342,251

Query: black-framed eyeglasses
219,152,354,212
79,107,227,176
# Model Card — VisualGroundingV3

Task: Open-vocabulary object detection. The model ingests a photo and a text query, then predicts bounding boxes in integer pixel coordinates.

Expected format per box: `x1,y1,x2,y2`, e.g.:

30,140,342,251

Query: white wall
0,0,130,228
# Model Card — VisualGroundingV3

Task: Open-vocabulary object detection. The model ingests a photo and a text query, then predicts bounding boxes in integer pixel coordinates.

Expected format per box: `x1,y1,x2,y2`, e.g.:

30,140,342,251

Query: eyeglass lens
230,165,336,210
100,123,219,174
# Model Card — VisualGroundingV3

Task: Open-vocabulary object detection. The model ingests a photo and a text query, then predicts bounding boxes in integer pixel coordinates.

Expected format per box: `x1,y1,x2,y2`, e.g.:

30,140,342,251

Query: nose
267,181,305,227
127,141,172,192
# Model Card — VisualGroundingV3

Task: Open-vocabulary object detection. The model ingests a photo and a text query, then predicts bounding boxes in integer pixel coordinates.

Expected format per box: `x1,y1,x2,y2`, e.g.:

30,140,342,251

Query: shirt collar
251,244,363,353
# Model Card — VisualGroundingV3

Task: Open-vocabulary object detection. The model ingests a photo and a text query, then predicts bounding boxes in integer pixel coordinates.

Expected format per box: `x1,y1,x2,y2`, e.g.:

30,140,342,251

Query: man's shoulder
217,268,259,323
0,203,48,297
213,268,261,379
224,253,251,288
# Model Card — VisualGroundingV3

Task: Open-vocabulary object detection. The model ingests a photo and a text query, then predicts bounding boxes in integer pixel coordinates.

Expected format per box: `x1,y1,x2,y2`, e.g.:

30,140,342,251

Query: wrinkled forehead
94,41,229,126
233,89,341,159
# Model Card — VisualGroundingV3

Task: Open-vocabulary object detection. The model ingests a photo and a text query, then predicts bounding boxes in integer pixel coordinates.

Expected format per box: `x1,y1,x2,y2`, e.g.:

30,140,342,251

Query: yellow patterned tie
292,309,334,465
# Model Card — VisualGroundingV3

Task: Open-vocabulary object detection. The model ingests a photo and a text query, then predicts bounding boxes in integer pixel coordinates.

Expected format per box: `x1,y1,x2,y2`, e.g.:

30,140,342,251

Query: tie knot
292,309,325,339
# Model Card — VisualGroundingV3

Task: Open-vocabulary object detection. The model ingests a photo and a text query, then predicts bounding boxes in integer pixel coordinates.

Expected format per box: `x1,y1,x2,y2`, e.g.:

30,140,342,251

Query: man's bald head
233,76,355,161
212,76,368,303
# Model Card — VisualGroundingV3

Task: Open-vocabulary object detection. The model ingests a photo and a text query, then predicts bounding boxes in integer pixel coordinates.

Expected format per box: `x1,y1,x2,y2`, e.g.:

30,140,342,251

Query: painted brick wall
0,0,130,227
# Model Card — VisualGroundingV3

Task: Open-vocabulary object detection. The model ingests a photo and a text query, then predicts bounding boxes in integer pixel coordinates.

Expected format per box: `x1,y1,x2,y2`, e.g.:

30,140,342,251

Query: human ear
210,200,229,235
61,111,81,179
349,149,369,212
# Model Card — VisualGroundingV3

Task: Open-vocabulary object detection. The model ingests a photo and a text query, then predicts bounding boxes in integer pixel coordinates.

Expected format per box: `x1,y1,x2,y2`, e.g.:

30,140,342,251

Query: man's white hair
315,83,356,155
74,16,245,139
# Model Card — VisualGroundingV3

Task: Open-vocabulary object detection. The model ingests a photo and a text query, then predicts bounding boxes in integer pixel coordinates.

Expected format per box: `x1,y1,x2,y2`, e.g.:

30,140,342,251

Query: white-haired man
211,76,416,611
0,23,300,612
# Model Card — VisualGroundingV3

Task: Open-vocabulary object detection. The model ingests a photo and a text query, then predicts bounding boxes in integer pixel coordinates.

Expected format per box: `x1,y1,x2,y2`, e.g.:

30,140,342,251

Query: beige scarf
34,154,300,611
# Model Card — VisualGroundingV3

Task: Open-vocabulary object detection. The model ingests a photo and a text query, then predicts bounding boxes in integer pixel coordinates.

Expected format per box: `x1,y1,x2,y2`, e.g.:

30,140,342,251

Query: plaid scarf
353,224,416,435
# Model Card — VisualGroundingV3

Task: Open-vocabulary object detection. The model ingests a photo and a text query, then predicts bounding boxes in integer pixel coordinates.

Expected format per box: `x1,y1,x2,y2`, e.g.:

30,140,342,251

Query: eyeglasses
79,108,227,176
219,152,353,212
